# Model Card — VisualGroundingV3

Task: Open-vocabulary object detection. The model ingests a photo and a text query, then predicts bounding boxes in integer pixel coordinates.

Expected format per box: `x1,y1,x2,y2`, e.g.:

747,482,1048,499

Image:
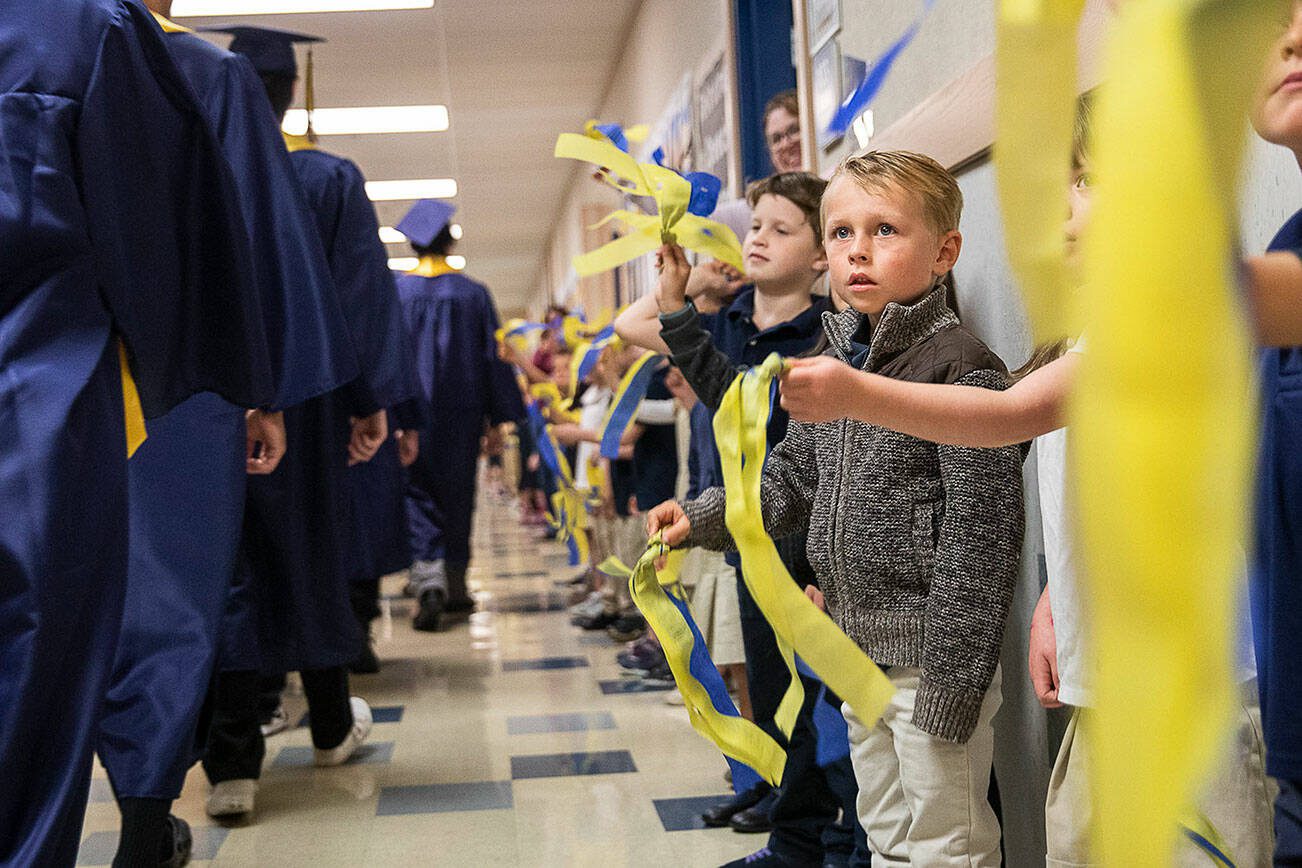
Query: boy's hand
645,500,692,547
655,243,692,314
804,584,826,612
687,260,746,312
779,356,858,423
245,409,286,475
396,429,420,467
1029,587,1063,708
348,409,388,465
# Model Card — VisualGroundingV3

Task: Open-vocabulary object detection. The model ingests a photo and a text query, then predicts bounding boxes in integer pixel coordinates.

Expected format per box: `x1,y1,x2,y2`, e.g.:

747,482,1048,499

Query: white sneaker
568,591,605,620
260,704,289,737
663,689,685,707
313,697,373,767
207,779,257,818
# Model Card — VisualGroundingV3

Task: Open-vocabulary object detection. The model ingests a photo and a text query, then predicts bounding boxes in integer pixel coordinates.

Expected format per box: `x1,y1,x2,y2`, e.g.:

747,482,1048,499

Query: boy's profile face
1065,157,1094,272
743,193,828,289
550,353,572,391
822,177,961,320
1253,1,1302,155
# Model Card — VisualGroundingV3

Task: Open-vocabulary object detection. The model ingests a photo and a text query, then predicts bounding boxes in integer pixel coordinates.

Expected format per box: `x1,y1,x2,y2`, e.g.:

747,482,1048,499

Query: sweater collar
822,287,958,371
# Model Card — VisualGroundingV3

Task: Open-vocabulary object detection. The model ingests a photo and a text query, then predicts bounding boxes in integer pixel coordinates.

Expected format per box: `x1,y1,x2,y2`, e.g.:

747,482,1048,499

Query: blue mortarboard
397,200,457,248
205,26,324,77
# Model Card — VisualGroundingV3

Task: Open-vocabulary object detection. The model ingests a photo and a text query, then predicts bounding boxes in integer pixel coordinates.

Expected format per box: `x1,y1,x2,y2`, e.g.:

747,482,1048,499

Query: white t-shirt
1038,342,1256,708
574,385,611,490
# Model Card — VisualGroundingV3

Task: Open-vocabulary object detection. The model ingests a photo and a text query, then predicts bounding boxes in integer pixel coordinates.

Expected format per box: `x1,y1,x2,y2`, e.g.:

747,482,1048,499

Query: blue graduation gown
231,146,417,673
347,397,427,588
1253,208,1302,783
0,3,271,864
398,271,524,565
96,32,358,802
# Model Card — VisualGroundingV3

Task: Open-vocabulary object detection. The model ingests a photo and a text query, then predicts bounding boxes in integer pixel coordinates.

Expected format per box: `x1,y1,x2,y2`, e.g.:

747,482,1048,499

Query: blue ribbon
827,0,936,137
596,123,634,153
666,587,765,794
599,354,663,459
648,147,722,217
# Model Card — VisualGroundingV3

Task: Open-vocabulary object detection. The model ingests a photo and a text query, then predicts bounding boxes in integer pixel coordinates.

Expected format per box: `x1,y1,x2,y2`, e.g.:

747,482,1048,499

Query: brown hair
763,89,799,126
826,150,963,236
745,172,829,244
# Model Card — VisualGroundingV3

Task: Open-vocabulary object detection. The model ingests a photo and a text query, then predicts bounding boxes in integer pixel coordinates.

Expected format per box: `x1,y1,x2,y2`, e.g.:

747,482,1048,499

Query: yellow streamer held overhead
1070,1,1276,864
118,341,147,458
715,356,895,740
994,0,1086,342
628,535,788,785
554,132,744,276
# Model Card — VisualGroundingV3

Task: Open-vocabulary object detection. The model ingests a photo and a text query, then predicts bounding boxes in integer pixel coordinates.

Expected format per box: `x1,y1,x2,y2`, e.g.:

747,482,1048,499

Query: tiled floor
77,491,759,866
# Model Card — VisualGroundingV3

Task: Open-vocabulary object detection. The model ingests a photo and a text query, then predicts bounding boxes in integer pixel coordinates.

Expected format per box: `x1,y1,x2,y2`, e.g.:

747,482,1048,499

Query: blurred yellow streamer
627,535,788,785
554,133,744,276
1071,1,1277,864
119,342,146,458
715,356,895,739
993,0,1086,341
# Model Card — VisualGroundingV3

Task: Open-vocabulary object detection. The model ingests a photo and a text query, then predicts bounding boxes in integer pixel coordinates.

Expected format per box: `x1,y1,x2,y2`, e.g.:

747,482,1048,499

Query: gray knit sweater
682,289,1025,743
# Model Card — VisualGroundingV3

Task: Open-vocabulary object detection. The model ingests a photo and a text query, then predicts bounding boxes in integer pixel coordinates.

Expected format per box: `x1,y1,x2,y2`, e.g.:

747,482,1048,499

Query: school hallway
76,487,757,867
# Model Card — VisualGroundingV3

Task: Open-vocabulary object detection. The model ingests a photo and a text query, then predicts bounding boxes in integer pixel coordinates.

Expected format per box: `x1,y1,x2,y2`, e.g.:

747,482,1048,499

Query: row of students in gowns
1,2,286,864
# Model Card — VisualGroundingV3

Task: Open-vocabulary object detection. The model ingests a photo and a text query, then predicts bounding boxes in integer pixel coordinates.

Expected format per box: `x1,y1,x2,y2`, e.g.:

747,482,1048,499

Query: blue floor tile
578,634,618,646
653,794,733,832
506,712,616,735
297,705,405,728
493,569,550,579
376,781,513,816
485,592,568,613
271,740,394,768
500,656,588,672
510,749,637,779
598,679,674,694
78,826,228,865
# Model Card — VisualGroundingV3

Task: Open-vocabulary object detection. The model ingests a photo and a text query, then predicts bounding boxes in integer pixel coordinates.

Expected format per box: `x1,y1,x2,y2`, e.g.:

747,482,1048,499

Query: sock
113,797,171,867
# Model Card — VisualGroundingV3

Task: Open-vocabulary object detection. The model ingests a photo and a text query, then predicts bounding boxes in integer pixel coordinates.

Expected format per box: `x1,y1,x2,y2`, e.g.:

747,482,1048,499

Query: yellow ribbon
1070,2,1275,864
554,132,744,276
409,254,460,278
993,0,1087,342
715,356,895,740
118,341,147,458
627,535,788,785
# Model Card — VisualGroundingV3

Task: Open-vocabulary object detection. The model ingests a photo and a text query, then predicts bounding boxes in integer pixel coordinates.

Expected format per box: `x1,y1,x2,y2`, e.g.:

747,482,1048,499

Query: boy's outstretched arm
614,292,672,354
780,352,1078,448
1245,251,1302,346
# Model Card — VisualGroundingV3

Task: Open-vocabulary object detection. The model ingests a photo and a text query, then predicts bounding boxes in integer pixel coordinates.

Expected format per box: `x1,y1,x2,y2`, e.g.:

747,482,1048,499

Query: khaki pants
689,550,744,666
1045,686,1276,868
843,666,1003,867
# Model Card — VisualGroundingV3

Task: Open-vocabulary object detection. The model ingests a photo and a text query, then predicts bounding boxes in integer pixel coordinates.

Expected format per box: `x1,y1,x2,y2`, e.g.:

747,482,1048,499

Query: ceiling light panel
365,179,457,201
380,224,462,244
282,105,449,137
174,0,432,14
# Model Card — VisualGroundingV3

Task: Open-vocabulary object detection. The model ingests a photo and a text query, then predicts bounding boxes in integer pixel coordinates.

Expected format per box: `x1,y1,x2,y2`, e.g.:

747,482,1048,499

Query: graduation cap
397,200,457,248
207,26,325,139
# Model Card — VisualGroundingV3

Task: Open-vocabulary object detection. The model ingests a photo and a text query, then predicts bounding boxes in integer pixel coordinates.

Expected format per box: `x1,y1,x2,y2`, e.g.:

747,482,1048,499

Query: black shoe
412,590,444,632
444,596,475,615
720,846,799,867
701,783,770,827
350,641,380,675
729,789,778,834
606,613,646,643
574,610,619,631
161,815,192,868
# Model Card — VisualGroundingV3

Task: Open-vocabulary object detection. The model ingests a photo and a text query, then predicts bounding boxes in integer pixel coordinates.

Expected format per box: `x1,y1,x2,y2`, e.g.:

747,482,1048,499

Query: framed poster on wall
695,52,733,195
807,0,841,53
811,39,842,151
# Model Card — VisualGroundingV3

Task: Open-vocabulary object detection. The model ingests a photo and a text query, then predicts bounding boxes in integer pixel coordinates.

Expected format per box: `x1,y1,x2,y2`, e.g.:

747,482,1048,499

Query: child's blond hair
825,150,963,236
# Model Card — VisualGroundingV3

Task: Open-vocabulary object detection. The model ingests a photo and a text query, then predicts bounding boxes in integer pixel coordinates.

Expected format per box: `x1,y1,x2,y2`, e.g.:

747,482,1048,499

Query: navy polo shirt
1253,207,1302,781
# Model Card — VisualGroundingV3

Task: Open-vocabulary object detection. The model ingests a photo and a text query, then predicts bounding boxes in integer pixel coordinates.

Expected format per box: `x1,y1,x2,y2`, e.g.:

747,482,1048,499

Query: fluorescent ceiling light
389,256,466,271
282,105,448,137
365,179,457,201
175,0,432,15
379,223,462,244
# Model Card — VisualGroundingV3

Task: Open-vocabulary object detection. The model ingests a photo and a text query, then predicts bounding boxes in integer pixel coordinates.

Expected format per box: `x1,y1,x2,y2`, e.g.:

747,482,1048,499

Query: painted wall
532,0,732,316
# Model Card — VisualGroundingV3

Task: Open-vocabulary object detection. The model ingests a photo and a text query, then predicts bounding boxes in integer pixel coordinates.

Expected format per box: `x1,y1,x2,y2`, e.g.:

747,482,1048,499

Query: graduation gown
95,29,358,802
0,3,272,864
347,397,427,590
230,145,417,673
398,270,524,566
